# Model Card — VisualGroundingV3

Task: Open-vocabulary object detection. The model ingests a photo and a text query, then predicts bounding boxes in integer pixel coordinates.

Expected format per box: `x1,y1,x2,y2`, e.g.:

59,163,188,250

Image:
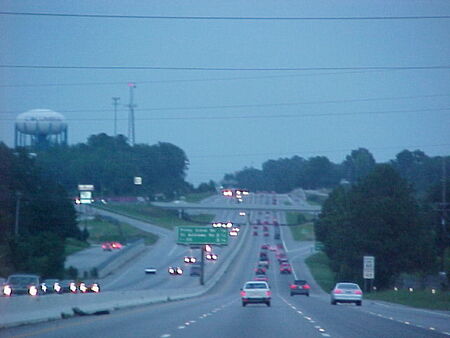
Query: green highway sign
177,226,229,245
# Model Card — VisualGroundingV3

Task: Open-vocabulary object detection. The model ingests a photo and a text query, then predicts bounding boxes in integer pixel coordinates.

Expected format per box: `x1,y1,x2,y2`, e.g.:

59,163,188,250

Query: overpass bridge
151,201,321,214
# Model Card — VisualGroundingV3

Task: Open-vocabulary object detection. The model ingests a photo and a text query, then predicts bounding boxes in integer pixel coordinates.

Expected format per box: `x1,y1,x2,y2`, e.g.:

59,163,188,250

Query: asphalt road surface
1,192,449,338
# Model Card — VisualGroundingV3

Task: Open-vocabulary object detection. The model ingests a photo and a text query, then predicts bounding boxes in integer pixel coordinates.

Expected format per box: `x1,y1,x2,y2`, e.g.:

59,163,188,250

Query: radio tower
127,83,136,146
112,97,120,136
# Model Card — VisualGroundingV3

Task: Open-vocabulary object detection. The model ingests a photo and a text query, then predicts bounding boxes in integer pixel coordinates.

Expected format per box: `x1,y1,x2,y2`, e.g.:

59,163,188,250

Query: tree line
222,148,446,197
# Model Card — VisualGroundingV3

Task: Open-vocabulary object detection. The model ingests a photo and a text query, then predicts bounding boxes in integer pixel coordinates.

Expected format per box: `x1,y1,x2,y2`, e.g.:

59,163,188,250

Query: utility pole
442,156,448,235
112,97,120,136
14,191,22,237
127,83,136,146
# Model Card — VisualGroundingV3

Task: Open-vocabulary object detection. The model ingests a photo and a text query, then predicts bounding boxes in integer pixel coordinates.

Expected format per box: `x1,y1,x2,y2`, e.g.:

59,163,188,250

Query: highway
1,192,449,338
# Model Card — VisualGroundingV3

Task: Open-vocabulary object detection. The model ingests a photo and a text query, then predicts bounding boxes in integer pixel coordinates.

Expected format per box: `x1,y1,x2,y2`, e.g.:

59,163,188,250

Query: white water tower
15,109,68,149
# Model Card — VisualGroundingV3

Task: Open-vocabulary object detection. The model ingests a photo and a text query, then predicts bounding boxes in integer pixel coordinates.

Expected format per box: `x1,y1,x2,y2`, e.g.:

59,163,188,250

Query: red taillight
334,289,343,294
354,290,362,295
240,291,246,297
290,285,296,289
266,291,271,297
303,284,311,289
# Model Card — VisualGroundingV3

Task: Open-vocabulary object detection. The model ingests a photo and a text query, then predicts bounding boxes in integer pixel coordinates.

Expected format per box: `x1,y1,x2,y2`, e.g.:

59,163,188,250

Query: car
229,230,238,236
279,257,289,264
58,280,78,293
2,274,45,296
330,282,363,306
241,281,271,307
144,267,157,274
263,226,269,232
168,267,183,275
102,242,113,251
184,256,197,264
254,267,266,275
261,244,269,250
280,263,292,274
78,281,101,293
110,241,123,249
258,260,269,269
254,274,268,282
42,279,60,293
264,232,269,237
190,264,201,276
290,280,311,296
206,253,218,260
259,252,268,259
253,231,258,236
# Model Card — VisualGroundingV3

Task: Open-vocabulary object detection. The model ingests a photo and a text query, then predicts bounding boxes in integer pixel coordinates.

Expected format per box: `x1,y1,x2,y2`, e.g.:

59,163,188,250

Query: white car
330,282,363,306
241,281,271,307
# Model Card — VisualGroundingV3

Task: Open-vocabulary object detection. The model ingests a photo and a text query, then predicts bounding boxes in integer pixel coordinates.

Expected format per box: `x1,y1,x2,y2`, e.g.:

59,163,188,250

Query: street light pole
14,191,22,237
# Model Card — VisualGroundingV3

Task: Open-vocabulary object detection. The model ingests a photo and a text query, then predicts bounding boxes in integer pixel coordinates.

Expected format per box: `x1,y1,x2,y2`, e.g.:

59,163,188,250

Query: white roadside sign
363,256,375,279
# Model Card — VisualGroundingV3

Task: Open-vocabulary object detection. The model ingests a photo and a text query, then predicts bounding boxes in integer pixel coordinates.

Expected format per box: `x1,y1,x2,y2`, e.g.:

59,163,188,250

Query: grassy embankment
94,202,214,230
286,212,316,241
66,216,159,255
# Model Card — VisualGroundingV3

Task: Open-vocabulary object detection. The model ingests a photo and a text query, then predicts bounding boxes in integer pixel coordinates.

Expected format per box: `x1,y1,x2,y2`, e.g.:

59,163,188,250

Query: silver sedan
330,282,363,306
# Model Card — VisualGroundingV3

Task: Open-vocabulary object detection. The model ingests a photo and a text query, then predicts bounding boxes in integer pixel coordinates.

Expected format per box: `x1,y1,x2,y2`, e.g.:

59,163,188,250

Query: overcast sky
1,1,449,185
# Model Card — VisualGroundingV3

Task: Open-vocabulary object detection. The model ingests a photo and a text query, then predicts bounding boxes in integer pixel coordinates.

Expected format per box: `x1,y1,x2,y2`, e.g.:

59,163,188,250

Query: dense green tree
391,150,444,196
316,164,435,288
35,134,190,199
342,148,376,183
0,143,81,277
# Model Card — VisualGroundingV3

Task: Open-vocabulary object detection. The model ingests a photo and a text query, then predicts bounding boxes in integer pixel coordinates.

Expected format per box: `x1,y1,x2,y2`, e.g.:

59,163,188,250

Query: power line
1,64,449,71
1,92,449,115
0,69,410,88
0,107,448,121
0,11,449,21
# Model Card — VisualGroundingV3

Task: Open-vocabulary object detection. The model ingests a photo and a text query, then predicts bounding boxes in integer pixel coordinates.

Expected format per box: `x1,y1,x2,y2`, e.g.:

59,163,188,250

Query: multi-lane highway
1,192,449,338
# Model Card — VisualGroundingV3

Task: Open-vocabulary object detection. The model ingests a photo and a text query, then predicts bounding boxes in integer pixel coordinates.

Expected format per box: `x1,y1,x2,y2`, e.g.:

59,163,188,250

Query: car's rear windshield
245,282,267,289
337,283,359,289
294,280,307,285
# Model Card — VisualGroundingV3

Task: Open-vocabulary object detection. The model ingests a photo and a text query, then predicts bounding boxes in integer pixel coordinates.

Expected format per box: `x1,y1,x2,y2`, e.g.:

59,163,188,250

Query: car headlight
54,283,61,293
91,284,100,293
79,283,88,293
29,286,38,296
70,282,77,293
3,285,12,296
